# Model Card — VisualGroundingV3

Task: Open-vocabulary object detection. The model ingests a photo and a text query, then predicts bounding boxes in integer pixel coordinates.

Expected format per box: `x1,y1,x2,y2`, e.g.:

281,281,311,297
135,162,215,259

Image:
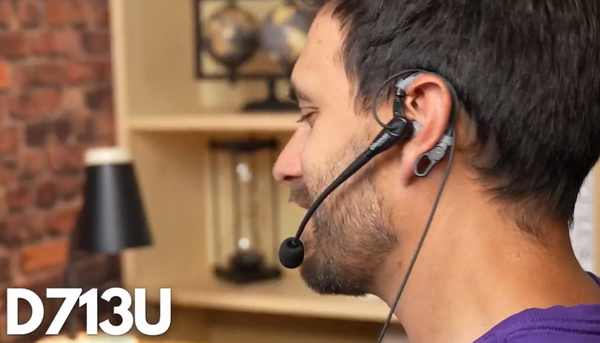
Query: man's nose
273,130,306,184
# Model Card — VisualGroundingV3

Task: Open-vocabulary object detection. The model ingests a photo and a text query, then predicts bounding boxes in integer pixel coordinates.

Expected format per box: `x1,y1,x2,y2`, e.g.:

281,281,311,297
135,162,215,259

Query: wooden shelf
135,273,397,324
128,113,300,133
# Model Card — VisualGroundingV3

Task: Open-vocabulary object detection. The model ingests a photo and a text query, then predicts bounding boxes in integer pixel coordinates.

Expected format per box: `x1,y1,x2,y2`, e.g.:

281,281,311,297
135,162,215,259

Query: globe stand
243,77,298,112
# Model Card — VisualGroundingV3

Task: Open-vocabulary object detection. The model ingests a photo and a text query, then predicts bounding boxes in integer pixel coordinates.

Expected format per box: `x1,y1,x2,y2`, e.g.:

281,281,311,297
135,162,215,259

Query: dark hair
302,0,600,233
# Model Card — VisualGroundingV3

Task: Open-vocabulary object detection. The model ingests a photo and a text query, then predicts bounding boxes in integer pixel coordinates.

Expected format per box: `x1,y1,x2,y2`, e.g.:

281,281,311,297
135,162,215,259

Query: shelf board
135,273,397,323
128,113,300,133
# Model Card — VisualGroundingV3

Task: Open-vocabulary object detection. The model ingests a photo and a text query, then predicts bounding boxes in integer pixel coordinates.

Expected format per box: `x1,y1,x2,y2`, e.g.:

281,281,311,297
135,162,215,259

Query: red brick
0,0,15,29
17,0,42,28
0,283,6,310
0,32,30,59
47,205,80,234
34,29,81,57
66,144,84,170
5,186,30,213
92,112,115,144
45,0,70,26
35,179,59,209
18,62,66,87
46,142,83,175
91,1,109,27
67,60,96,84
0,95,7,120
25,121,50,147
19,149,45,181
66,60,111,84
95,60,112,81
86,87,112,111
45,140,67,173
83,31,110,54
0,188,5,216
0,0,116,302
57,173,84,200
0,252,11,284
9,89,61,120
25,118,71,148
13,273,64,316
53,117,71,142
20,238,70,274
71,0,89,27
72,113,93,143
0,161,16,184
0,61,12,90
0,213,45,247
0,315,14,343
0,126,19,157
14,266,63,290
62,87,85,111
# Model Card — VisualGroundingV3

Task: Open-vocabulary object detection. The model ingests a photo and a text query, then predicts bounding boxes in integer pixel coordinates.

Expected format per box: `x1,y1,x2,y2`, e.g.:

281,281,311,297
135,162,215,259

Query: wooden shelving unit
128,113,300,133
108,1,402,343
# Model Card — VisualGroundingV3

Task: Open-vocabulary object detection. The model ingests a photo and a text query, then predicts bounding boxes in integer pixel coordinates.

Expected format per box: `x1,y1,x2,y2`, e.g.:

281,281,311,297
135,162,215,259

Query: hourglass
208,139,282,284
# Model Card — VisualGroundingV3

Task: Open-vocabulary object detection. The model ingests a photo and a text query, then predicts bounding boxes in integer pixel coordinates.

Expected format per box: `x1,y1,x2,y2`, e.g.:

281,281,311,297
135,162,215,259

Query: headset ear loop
413,133,453,177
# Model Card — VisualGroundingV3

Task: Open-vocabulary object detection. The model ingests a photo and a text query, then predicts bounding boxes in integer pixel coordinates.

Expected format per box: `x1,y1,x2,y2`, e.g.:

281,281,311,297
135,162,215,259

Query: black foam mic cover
279,237,304,269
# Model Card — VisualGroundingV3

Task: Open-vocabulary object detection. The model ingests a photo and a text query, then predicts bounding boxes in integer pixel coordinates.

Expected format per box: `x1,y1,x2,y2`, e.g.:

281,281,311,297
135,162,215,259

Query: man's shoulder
478,273,600,343
477,281,600,342
481,312,600,342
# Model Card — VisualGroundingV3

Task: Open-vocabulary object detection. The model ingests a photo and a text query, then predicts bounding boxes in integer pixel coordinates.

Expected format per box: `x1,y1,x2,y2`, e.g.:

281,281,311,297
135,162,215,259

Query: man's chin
299,263,369,297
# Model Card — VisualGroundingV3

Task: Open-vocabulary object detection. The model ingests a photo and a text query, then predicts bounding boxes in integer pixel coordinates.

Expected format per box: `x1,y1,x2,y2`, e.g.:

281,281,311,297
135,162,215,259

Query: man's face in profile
274,5,399,296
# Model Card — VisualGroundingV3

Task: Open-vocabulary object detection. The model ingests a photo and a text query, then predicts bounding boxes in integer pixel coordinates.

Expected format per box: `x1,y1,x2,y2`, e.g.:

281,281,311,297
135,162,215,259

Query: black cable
370,70,459,343
375,129,456,343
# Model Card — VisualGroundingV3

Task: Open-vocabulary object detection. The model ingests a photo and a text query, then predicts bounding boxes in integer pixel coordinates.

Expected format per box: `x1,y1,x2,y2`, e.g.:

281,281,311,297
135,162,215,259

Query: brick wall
0,1,121,342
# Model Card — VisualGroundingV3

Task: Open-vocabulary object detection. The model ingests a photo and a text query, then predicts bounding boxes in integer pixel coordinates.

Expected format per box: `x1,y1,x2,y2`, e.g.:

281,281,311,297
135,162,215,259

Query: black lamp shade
76,147,152,254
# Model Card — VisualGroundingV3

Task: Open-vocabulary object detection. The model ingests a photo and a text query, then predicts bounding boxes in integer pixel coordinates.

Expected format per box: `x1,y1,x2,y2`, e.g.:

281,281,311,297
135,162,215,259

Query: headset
278,68,459,343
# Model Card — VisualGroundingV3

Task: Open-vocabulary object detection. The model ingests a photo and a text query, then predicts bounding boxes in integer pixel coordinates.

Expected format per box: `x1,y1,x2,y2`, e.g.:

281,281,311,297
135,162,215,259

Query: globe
203,5,260,70
260,3,313,72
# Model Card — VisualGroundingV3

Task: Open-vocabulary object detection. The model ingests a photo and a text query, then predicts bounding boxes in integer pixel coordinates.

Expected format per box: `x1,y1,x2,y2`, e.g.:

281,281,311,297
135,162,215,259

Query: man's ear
399,74,452,186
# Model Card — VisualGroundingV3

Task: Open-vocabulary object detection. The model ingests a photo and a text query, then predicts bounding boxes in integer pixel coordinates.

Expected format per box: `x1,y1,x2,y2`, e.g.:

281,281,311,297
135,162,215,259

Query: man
272,0,600,342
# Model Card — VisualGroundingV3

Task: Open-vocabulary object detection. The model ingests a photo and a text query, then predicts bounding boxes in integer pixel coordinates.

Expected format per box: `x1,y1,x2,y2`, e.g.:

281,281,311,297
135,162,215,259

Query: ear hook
395,73,422,96
413,132,453,177
395,73,455,178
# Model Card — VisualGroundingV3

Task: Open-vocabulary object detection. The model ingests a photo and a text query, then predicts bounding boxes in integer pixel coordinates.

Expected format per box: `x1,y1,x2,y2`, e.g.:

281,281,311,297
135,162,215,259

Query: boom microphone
278,115,414,269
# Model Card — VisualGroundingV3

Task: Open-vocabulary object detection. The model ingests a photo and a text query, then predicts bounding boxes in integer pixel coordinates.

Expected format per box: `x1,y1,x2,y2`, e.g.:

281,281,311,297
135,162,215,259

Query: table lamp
62,146,152,339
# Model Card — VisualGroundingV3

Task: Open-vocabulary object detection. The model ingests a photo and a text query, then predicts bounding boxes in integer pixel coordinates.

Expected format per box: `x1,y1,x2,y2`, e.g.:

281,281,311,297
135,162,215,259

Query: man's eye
297,112,316,124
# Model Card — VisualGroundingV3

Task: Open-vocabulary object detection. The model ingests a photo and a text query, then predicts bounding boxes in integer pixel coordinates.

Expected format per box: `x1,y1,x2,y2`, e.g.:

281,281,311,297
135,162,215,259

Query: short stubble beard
291,137,398,296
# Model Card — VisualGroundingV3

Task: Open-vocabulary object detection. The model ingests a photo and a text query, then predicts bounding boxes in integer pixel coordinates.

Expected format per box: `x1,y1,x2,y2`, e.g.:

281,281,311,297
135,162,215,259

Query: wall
0,1,121,342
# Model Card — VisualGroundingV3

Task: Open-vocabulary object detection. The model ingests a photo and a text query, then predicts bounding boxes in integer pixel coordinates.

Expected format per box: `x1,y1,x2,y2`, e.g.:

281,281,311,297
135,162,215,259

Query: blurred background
0,1,596,343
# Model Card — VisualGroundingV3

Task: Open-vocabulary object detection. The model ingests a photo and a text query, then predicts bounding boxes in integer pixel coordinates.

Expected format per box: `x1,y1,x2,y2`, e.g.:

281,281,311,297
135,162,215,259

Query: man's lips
288,180,312,210
294,201,311,210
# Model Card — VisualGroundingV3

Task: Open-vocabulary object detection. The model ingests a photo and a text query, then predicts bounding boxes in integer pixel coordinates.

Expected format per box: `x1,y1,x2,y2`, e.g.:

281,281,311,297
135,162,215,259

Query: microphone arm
293,152,369,240
279,117,413,269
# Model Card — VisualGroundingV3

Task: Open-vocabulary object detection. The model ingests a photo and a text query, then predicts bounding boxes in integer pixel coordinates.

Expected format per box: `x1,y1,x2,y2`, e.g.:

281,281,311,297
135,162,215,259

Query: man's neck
374,197,600,343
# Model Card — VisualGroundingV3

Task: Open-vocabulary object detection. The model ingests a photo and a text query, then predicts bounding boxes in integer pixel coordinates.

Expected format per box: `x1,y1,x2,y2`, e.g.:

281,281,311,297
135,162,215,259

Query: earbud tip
279,237,304,269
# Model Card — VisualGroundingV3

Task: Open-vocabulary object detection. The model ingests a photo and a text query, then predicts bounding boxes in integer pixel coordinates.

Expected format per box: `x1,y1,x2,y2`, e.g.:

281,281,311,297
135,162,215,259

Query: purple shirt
474,273,600,342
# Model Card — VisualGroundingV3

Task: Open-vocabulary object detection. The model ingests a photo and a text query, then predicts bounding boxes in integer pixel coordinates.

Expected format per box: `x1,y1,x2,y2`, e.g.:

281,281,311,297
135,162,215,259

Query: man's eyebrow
288,83,312,104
